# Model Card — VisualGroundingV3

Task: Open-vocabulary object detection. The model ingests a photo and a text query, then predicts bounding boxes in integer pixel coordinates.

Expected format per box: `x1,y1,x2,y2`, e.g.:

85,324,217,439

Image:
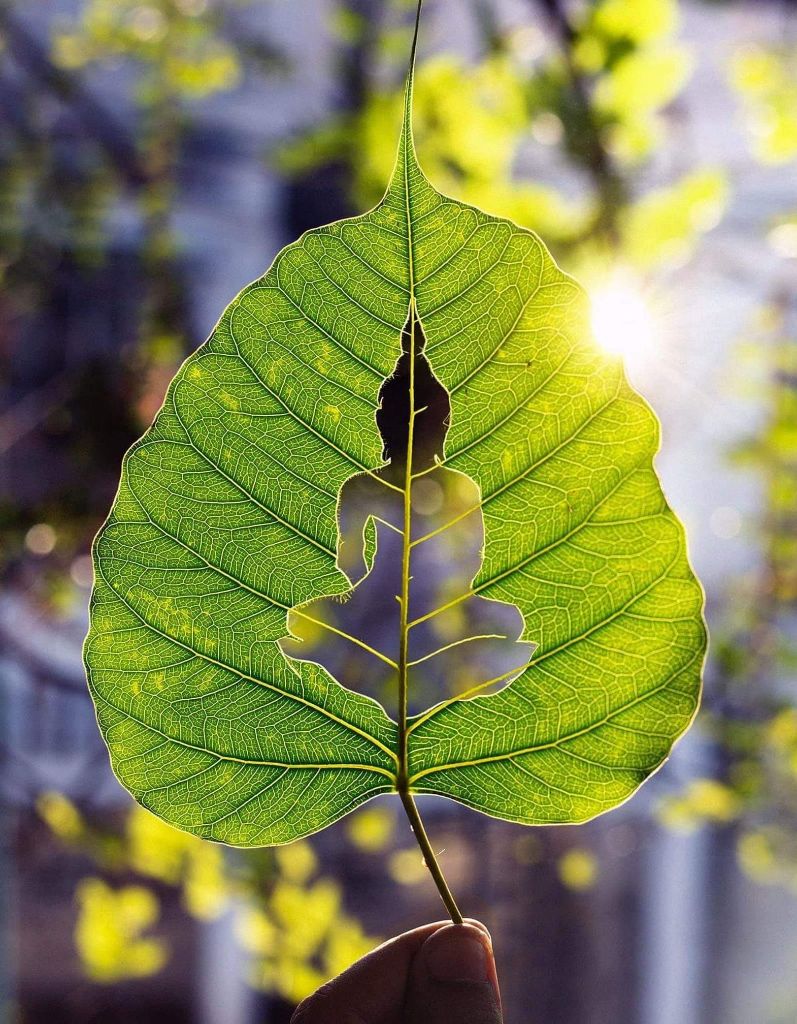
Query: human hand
291,919,502,1023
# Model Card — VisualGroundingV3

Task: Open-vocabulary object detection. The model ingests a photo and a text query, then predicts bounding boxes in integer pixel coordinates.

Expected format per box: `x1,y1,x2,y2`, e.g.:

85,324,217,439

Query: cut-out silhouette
278,311,534,716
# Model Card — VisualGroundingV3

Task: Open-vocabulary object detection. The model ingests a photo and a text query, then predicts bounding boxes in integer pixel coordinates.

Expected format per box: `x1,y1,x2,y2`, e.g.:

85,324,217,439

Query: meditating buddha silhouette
278,312,535,716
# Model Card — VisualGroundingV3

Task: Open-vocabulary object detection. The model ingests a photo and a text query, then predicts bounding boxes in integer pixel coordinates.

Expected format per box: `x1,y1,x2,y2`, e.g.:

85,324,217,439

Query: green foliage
279,52,593,245
280,0,724,271
53,0,241,100
570,0,691,163
85,58,705,848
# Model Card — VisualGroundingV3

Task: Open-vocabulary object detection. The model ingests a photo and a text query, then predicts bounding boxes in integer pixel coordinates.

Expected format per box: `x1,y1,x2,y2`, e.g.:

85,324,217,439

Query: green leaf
85,33,705,849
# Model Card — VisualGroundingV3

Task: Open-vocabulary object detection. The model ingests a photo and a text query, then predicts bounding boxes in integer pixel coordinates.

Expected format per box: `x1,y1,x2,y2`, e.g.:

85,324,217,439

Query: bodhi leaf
84,14,705,854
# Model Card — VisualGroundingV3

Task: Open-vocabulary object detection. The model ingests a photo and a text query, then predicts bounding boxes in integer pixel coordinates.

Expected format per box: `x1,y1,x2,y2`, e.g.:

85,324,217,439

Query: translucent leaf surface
85,57,705,846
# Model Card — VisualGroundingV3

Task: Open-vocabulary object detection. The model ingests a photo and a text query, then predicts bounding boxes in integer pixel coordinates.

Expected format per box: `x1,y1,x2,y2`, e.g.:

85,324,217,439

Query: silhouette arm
336,479,371,585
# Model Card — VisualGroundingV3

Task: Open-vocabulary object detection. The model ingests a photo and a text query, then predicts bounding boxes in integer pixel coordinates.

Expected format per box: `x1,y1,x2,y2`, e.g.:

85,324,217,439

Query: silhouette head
376,312,451,468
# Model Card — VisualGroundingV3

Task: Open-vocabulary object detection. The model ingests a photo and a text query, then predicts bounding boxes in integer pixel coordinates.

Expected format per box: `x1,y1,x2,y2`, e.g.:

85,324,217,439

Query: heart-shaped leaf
85,12,705,891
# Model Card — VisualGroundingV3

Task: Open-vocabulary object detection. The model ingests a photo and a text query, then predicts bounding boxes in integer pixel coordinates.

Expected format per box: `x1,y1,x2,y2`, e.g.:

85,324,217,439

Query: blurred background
1,0,796,1021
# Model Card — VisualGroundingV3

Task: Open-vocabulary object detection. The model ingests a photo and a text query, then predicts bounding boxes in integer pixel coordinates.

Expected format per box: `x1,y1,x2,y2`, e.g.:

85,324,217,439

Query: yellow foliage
238,877,379,1004
235,908,278,956
731,46,797,164
346,806,395,853
75,879,167,983
322,918,377,978
557,848,598,891
183,843,228,920
607,118,661,164
571,0,693,164
737,830,797,892
596,47,692,120
590,0,678,44
737,831,777,883
265,956,326,1007
659,778,740,833
621,170,728,268
731,47,781,95
767,709,797,751
66,802,376,999
572,35,607,75
314,54,590,242
127,806,229,919
274,840,318,885
357,55,525,196
330,7,366,46
271,879,341,961
52,34,91,70
37,792,83,840
127,805,193,884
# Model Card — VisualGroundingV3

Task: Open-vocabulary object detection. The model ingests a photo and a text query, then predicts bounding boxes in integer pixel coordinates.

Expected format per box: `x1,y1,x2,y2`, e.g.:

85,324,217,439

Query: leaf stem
399,787,464,924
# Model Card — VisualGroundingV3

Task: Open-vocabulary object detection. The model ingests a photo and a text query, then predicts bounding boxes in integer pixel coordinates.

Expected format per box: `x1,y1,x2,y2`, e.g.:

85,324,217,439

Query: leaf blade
86,72,705,844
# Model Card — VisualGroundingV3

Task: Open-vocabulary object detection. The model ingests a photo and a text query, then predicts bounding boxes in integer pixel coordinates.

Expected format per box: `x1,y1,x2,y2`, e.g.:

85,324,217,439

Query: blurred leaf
658,778,740,833
53,0,242,100
37,792,84,840
127,804,194,884
620,169,728,269
576,0,692,165
731,46,797,165
322,917,376,977
267,958,326,1006
588,0,679,45
236,907,278,956
737,830,779,883
128,805,229,917
595,46,692,120
75,879,167,983
274,841,318,885
183,842,229,919
329,7,366,45
234,857,380,1001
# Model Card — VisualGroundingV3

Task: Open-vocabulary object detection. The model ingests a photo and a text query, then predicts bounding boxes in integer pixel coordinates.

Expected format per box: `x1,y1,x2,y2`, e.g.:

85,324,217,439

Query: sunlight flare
590,272,657,359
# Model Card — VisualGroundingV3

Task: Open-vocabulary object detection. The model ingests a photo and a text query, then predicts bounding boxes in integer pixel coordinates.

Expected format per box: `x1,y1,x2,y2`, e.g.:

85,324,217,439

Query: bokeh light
25,523,57,556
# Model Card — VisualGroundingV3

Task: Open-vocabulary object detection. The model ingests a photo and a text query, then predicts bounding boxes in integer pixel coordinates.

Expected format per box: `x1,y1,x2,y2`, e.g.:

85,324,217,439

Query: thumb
403,922,502,1024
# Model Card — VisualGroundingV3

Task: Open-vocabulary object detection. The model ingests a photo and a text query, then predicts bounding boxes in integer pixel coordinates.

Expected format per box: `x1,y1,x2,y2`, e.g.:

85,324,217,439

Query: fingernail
425,928,490,983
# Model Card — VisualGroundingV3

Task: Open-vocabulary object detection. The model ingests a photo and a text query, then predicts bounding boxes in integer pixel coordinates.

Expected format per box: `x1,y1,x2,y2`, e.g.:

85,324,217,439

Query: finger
403,922,503,1024
291,921,448,1024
